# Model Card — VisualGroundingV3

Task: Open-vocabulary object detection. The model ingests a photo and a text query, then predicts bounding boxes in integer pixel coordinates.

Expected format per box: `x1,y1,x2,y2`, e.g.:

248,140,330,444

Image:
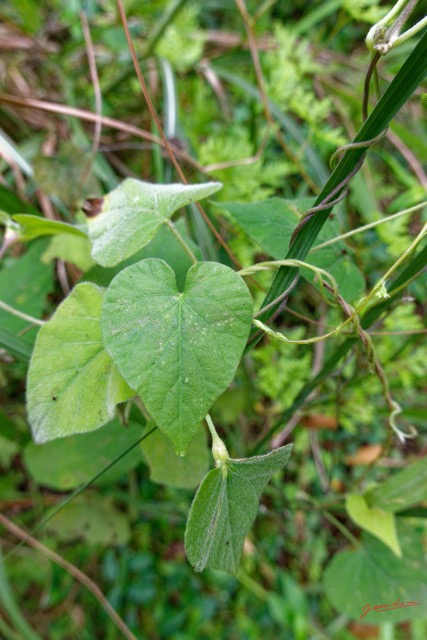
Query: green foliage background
0,0,426,638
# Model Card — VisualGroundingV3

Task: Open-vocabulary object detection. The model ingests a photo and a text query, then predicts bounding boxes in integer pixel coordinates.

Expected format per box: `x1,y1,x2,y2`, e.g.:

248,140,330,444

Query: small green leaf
141,426,209,489
102,259,253,454
324,523,427,622
185,444,292,573
346,494,401,557
46,495,130,545
367,456,427,513
33,141,99,207
27,282,134,443
12,214,87,240
42,234,95,272
86,179,222,267
24,420,143,490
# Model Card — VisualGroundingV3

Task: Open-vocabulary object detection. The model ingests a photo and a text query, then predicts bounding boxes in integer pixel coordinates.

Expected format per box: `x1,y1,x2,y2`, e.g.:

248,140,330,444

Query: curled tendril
389,401,418,442
290,128,389,247
329,129,388,171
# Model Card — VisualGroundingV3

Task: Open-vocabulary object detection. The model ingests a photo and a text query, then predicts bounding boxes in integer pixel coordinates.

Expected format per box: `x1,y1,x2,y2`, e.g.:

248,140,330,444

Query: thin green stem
377,222,426,291
237,570,268,601
0,300,45,327
366,0,419,53
320,510,361,547
165,219,198,264
394,16,427,48
310,200,427,252
301,493,360,546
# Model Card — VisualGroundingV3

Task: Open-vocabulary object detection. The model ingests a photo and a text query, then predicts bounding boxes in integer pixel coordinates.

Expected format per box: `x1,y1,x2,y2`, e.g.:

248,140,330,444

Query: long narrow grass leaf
247,31,427,352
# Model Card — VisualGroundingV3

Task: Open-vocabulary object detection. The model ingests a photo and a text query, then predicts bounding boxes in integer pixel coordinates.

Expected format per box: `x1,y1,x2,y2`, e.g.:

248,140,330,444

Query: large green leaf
367,456,427,513
219,198,365,301
141,425,209,489
346,494,401,557
27,282,134,443
85,179,222,267
102,259,253,454
0,240,53,350
185,444,292,573
323,522,427,623
24,420,144,490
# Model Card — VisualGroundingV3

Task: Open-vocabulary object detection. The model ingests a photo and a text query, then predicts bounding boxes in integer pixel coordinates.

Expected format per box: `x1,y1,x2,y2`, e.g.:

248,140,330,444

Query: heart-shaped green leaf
324,522,427,622
101,259,253,454
27,282,134,443
185,444,293,573
85,179,222,267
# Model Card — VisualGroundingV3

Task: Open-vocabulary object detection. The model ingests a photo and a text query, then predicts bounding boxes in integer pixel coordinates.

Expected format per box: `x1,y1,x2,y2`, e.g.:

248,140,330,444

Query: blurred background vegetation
0,0,426,638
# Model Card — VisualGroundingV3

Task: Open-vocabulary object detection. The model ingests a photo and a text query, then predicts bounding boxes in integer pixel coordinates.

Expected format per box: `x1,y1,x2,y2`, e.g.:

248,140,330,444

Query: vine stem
78,10,102,196
300,493,361,546
311,200,427,252
0,513,138,640
254,222,427,346
239,259,339,300
165,220,198,264
0,300,45,326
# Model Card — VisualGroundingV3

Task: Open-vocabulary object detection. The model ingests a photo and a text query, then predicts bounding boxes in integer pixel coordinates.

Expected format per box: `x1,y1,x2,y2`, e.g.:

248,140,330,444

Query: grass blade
246,30,427,352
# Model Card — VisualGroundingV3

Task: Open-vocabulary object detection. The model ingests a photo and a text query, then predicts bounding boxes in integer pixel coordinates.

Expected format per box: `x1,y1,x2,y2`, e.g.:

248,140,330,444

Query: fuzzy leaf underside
185,444,293,572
